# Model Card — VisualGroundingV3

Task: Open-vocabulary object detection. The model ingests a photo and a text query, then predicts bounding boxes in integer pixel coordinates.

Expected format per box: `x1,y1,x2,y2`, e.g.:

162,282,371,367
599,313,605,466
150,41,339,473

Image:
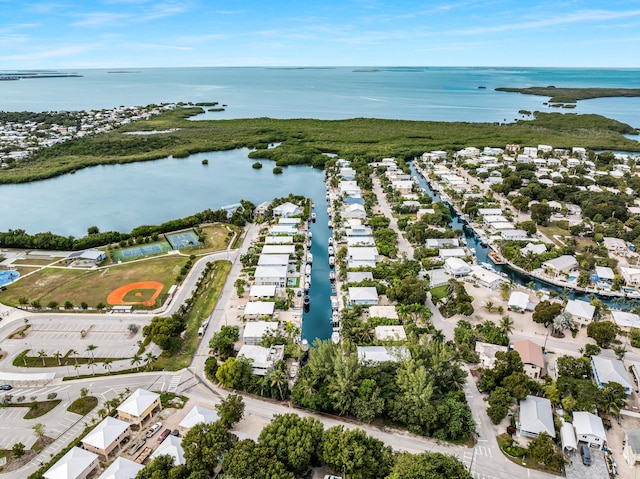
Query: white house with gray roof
591,356,633,394
564,299,596,325
518,396,555,438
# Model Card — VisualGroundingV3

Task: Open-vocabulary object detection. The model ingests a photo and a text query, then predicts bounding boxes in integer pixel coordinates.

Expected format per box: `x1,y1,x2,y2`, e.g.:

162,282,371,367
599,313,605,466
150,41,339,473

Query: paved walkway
371,175,415,258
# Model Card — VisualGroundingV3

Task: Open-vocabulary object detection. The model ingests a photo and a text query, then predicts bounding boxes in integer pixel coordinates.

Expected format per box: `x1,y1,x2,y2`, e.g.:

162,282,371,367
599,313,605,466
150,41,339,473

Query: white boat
331,331,341,344
311,212,316,222
308,231,313,239
328,220,333,228
328,237,333,246
305,273,311,284
481,262,494,271
305,264,312,275
328,246,334,256
304,281,310,290
307,253,313,264
329,271,336,281
330,296,338,310
327,208,331,215
329,256,335,268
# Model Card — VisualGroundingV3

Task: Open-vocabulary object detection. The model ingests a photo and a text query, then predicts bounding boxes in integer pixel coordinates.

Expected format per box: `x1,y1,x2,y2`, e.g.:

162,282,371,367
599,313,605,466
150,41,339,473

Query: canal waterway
408,161,640,310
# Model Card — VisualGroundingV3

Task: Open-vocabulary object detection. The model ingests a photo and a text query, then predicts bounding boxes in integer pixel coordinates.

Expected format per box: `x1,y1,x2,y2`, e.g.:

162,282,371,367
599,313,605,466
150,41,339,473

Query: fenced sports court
112,240,172,261
165,230,202,250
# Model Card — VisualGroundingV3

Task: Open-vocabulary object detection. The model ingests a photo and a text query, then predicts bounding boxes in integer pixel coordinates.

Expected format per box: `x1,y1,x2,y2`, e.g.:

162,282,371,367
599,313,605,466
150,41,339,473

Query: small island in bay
496,86,640,103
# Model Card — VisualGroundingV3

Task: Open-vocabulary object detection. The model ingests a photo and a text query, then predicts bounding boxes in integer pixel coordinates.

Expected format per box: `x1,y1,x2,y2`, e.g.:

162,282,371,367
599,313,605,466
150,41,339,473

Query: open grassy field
0,256,188,309
537,222,570,247
192,224,238,254
154,260,231,370
11,258,60,266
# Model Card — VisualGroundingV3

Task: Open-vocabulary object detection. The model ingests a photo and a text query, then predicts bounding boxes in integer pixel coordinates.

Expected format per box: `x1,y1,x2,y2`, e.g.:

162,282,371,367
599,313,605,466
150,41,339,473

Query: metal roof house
116,389,161,426
357,346,409,364
178,405,220,432
518,396,555,438
591,356,633,394
564,299,596,325
348,287,379,306
238,344,285,376
623,430,640,465
573,411,606,449
44,447,99,479
151,435,185,465
81,416,131,460
97,457,144,479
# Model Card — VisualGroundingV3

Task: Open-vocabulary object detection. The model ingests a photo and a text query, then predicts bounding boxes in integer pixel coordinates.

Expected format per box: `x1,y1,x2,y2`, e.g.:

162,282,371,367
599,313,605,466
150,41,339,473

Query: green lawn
0,256,188,309
188,224,238,254
430,285,448,302
537,222,570,247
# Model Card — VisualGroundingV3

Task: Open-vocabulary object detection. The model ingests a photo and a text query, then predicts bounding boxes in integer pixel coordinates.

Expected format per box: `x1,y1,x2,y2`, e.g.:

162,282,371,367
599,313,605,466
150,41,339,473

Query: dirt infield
107,281,165,306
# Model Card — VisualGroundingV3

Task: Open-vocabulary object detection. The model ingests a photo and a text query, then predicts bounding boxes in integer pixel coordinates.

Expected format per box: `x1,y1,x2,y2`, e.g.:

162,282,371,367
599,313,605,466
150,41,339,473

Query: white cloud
0,44,94,61
72,12,131,27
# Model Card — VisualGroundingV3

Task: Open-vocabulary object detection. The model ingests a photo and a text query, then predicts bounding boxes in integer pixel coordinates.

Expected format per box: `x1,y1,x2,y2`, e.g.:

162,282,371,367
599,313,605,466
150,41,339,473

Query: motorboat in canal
307,253,313,264
328,220,333,228
329,256,335,268
328,245,334,256
329,271,336,281
328,237,333,246
311,212,316,222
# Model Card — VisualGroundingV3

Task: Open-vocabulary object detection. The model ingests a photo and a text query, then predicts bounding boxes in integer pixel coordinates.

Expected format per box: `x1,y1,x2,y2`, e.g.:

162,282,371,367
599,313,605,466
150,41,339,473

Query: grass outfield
0,256,188,309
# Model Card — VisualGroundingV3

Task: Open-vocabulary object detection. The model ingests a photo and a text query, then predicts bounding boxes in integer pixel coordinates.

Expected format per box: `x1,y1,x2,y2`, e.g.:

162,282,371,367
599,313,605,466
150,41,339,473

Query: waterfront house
564,299,596,325
621,267,640,287
339,180,361,196
347,247,379,269
392,180,414,194
444,257,471,277
265,236,293,244
336,159,351,168
520,243,547,257
518,396,555,438
346,272,374,283
278,217,301,225
253,265,287,288
425,238,459,249
342,204,367,219
346,236,375,247
151,436,185,465
593,266,615,284
178,405,220,433
374,325,407,341
508,291,530,313
238,345,285,376
510,340,545,380
470,265,504,290
116,389,161,426
501,229,528,241
97,457,144,479
272,202,301,218
541,255,579,276
243,302,275,319
248,285,276,299
603,237,627,255
257,254,289,267
243,321,278,345
573,411,606,449
475,341,508,369
44,447,99,479
81,417,131,460
438,248,466,259
339,167,356,180
623,430,640,465
477,208,503,217
357,346,409,364
591,356,633,394
348,287,379,306
268,225,297,236
261,244,295,255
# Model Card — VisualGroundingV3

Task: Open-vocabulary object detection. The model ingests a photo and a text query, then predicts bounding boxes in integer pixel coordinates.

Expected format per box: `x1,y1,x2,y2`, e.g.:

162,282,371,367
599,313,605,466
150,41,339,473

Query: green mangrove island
1,106,639,184
496,86,640,103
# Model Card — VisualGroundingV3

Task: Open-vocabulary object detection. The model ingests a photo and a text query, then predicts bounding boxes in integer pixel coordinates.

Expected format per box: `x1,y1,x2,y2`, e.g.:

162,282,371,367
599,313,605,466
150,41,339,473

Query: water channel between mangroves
0,148,333,341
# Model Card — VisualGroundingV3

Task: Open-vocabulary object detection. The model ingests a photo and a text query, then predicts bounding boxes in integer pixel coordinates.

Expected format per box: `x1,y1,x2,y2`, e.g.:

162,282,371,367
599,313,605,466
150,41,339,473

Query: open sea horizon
1,66,639,127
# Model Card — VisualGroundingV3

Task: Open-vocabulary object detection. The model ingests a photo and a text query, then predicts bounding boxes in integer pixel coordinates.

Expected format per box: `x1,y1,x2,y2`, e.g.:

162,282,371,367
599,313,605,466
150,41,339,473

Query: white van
145,422,162,438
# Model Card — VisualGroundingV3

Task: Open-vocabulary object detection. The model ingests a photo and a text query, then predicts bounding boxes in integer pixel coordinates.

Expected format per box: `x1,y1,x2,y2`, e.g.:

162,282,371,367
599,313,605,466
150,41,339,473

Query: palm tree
87,359,96,376
131,354,142,371
53,351,63,366
86,344,98,360
551,311,576,337
500,315,514,337
268,365,287,400
97,408,107,418
432,329,445,343
484,301,496,313
37,349,47,367
500,282,513,300
144,352,157,370
73,363,81,378
102,359,113,374
69,349,79,366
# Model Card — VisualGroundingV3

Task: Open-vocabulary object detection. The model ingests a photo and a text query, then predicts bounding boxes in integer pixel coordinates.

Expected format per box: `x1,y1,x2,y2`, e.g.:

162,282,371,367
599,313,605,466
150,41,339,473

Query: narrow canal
409,161,640,310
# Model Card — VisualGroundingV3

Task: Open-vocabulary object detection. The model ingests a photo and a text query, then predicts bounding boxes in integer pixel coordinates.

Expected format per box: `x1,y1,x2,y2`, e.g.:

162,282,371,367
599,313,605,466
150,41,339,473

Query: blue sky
2,0,640,68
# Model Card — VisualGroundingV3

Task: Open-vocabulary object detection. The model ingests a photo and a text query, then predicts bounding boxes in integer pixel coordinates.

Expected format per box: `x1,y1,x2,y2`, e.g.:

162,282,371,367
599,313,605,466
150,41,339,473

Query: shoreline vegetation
496,86,640,103
0,107,639,185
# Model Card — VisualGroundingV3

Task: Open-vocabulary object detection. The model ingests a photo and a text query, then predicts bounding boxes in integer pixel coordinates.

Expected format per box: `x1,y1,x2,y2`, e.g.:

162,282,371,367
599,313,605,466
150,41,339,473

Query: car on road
157,428,172,444
0,385,12,390
145,422,162,438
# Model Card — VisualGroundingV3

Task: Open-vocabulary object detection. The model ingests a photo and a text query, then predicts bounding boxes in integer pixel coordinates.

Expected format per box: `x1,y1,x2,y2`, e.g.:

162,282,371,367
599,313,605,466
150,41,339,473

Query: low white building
368,305,398,320
357,346,409,363
564,299,595,325
347,247,379,269
475,342,508,369
346,272,374,283
262,244,296,255
374,325,407,341
44,447,99,479
348,287,379,306
592,356,633,394
623,430,640,465
254,265,288,288
272,202,301,218
248,285,277,299
520,243,547,257
594,266,615,283
238,344,285,376
258,254,289,266
541,255,579,276
603,236,627,255
439,248,467,259
98,458,144,479
470,266,504,290
573,411,606,449
444,257,470,277
518,396,555,438
81,416,131,460
621,267,640,287
508,291,530,312
178,405,220,432
243,301,276,318
611,310,640,329
243,321,279,345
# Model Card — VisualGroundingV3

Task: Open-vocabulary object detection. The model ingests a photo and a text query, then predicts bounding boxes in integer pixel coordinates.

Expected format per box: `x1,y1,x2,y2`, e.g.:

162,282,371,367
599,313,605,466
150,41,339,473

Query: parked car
157,428,172,444
128,440,146,456
171,429,180,437
581,444,591,466
145,422,162,438
0,385,12,391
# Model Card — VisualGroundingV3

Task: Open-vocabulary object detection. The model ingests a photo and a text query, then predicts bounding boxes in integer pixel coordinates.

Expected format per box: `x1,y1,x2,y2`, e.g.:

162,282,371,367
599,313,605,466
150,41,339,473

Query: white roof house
508,291,530,312
342,204,367,219
64,248,106,264
501,229,528,241
374,326,407,341
265,236,293,244
624,430,640,465
248,284,277,298
438,248,466,259
272,202,301,218
346,236,376,247
178,405,220,431
470,266,503,290
594,266,615,281
346,272,374,283
368,305,399,320
564,299,596,324
520,243,547,257
542,255,579,275
621,267,640,287
151,435,185,465
603,236,627,254
475,341,509,369
477,208,503,216
257,254,289,266
253,265,287,287
44,447,99,479
261,245,295,255
81,417,130,459
357,346,410,363
348,287,379,306
347,247,379,268
243,321,278,345
518,396,555,438
278,217,301,225
573,411,607,449
97,457,144,479
592,356,633,394
243,301,276,318
116,389,160,425
268,225,298,236
611,310,640,329
444,257,470,277
238,344,285,375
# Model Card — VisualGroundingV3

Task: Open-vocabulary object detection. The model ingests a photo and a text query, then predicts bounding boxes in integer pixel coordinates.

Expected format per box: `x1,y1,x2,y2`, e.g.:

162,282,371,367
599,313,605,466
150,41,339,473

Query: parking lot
564,447,609,479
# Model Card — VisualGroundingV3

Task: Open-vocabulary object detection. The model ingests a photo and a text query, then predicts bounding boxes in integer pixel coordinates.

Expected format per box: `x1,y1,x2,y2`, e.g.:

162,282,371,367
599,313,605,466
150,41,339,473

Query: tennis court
165,230,202,250
112,241,172,261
